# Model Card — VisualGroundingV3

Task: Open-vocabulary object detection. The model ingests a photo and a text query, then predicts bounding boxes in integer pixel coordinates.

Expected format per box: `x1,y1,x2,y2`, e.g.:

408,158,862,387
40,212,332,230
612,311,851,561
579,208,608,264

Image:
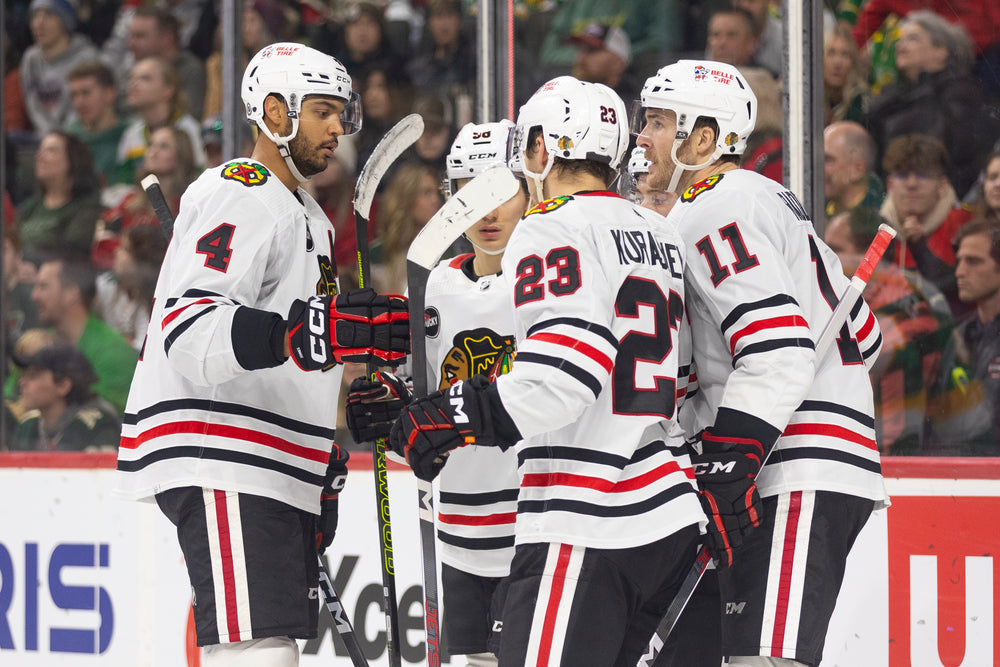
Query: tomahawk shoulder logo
681,173,723,202
221,161,270,186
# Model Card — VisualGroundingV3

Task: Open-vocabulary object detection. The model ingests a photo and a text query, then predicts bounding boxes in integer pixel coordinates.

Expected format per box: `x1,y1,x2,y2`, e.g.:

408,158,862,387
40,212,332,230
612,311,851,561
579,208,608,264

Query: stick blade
406,166,520,270
353,113,425,219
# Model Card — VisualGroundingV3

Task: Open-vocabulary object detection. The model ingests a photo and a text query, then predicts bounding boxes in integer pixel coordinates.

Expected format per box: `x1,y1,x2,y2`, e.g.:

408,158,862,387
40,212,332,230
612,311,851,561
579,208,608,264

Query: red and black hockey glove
345,371,413,443
690,431,764,569
316,445,349,555
287,288,410,370
388,375,519,482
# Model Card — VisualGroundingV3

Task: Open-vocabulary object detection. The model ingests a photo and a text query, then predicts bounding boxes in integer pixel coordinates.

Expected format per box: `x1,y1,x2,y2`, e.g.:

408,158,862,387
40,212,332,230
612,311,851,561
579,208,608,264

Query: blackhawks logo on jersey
525,196,570,217
439,328,516,389
681,173,724,202
221,161,270,186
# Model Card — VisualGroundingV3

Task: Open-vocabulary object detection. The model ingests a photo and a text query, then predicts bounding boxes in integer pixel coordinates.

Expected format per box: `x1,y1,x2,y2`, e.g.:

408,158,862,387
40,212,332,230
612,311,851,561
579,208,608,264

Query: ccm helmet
242,43,361,181
445,120,515,198
618,145,651,199
638,60,756,157
509,76,629,198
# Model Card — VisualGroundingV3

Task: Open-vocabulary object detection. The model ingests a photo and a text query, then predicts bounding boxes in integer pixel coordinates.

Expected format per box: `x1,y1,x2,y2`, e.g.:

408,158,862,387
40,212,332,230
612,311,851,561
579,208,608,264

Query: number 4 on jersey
197,223,235,272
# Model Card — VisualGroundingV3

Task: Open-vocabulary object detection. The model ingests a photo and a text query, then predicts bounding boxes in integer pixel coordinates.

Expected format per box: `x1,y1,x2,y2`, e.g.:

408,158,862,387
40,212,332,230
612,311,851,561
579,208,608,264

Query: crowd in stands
2,0,999,454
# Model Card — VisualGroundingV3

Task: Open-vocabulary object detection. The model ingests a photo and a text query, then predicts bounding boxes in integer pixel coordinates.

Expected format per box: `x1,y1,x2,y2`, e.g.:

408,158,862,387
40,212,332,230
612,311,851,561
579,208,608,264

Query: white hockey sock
726,657,807,667
202,636,299,667
461,651,499,667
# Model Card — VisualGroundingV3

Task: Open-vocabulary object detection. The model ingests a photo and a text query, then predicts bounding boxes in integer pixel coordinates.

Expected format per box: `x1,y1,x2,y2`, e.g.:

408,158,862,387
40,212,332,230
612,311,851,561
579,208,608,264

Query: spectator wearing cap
66,60,133,187
9,343,122,452
20,0,99,135
30,254,138,415
567,23,639,102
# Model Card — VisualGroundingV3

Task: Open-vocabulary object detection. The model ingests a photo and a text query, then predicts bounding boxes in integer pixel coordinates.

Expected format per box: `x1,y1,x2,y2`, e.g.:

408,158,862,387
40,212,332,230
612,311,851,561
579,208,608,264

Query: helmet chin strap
522,149,554,204
464,235,506,256
666,137,723,194
257,118,311,183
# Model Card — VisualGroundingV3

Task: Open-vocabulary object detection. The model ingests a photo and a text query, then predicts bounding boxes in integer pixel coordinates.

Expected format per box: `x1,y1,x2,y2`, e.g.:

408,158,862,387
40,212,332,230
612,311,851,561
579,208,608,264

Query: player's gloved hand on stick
346,371,413,443
316,445,349,555
690,431,764,568
389,375,513,482
287,288,410,370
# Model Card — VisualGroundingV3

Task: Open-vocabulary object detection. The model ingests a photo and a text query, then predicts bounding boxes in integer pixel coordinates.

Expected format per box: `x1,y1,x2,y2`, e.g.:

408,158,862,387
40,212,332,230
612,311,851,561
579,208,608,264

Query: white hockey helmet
445,120,515,198
508,76,629,196
242,42,361,181
627,145,650,176
638,60,756,157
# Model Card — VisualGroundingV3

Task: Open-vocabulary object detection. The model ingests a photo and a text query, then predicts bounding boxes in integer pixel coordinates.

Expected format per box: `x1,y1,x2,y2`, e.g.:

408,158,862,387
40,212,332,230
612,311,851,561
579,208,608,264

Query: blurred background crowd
1,0,999,455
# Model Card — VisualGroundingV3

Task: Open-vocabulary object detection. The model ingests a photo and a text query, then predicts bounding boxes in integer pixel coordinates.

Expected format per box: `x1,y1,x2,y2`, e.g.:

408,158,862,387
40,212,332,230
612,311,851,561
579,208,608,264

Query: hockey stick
141,174,175,240
318,556,370,667
405,165,521,667
353,112,424,667
636,224,897,667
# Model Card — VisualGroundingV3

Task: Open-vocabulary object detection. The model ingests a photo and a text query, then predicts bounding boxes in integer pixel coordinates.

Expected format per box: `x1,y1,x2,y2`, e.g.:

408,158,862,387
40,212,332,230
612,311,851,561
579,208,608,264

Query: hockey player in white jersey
386,76,706,667
634,60,888,667
115,43,409,665
345,120,528,667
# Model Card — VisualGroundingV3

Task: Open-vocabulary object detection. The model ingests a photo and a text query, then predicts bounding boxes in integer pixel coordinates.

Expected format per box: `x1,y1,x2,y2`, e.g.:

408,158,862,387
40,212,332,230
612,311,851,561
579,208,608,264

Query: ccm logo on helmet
308,298,328,363
468,152,499,160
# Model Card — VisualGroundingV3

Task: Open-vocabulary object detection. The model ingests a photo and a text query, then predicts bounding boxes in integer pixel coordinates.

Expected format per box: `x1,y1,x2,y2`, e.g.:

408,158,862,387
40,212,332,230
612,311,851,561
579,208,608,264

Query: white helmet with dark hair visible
242,42,361,181
445,120,515,198
508,76,629,199
638,59,756,157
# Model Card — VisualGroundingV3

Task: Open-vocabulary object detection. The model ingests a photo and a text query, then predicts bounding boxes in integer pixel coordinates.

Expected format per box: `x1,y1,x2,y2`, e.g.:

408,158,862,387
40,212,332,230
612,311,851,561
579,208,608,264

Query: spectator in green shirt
30,254,138,414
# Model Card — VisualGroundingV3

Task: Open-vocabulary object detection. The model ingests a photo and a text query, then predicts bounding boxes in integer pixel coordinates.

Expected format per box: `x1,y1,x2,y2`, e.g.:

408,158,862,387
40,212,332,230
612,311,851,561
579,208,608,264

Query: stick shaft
317,557,370,667
141,174,174,239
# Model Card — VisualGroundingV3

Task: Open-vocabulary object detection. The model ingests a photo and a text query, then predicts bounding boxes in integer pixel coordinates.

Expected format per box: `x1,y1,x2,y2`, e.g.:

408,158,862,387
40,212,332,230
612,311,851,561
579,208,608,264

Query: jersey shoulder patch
221,161,271,187
525,195,571,217
681,173,724,203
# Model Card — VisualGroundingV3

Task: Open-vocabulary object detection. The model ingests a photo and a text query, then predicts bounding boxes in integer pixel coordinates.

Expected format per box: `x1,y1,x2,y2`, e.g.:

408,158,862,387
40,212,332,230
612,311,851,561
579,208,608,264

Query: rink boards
0,453,997,666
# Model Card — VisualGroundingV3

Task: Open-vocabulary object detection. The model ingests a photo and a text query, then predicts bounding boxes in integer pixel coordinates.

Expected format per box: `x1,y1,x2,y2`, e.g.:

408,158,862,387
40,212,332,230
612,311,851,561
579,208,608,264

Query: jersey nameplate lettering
681,173,724,202
525,196,570,217
221,161,270,187
609,229,683,278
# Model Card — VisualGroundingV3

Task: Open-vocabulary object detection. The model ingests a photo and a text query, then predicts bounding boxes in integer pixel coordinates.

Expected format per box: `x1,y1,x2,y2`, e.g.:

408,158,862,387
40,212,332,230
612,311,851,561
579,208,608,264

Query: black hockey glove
316,445,349,555
287,288,410,370
690,431,764,569
388,375,518,482
345,371,413,443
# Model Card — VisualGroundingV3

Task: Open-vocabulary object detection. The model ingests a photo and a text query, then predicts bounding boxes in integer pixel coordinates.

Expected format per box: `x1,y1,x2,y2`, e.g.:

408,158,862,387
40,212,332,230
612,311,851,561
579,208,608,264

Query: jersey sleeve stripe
782,422,877,450
520,461,690,494
124,398,338,438
861,333,882,360
162,298,216,328
514,352,603,399
516,444,631,468
165,288,232,308
526,332,615,373
164,305,218,355
120,420,331,463
856,311,877,341
721,294,799,331
732,338,815,364
116,445,325,485
526,317,618,348
437,511,518,526
728,315,811,356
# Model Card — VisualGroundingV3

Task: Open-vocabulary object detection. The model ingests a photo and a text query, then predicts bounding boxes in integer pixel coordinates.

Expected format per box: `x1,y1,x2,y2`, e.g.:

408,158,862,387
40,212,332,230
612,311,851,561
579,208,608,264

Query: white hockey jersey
116,159,344,514
424,254,520,577
671,170,887,506
495,191,706,550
